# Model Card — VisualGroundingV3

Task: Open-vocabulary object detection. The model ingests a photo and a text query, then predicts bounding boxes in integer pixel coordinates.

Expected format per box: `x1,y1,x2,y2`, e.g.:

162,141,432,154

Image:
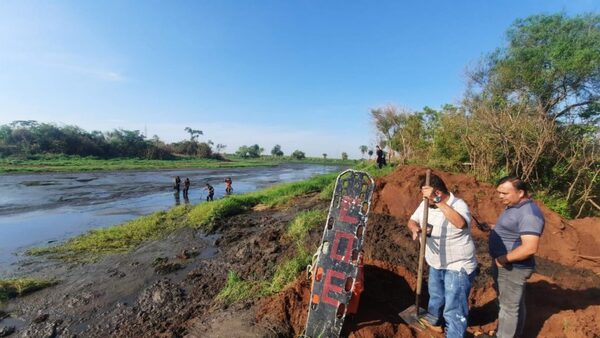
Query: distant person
487,176,545,338
204,183,214,201
174,176,181,193
183,177,191,197
224,177,233,195
375,145,386,169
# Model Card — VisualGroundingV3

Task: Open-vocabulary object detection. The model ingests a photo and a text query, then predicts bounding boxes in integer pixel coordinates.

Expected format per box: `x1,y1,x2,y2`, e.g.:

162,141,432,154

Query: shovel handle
415,169,431,315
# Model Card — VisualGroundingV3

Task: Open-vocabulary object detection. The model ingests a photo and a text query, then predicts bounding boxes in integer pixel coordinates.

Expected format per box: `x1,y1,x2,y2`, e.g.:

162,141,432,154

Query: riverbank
0,164,346,274
0,176,337,337
0,155,357,173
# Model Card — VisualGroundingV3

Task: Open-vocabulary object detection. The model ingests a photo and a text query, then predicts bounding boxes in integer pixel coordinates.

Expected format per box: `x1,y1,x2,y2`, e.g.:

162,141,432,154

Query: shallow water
0,164,339,276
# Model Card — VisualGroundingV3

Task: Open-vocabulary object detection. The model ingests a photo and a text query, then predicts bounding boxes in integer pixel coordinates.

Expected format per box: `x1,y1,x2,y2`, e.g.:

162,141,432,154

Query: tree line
371,13,599,218
0,121,353,161
0,121,226,160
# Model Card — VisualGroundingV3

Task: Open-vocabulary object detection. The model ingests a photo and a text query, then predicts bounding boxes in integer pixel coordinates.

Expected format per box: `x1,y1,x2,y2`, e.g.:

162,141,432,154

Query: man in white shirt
408,174,477,337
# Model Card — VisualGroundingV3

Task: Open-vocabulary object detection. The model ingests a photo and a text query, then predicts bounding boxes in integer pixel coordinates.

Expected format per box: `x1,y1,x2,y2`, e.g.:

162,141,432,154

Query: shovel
398,169,431,329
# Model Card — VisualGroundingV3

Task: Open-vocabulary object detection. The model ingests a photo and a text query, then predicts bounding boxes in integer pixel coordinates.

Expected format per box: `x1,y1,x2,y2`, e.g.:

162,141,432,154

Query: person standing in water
224,177,233,195
174,176,181,193
204,183,215,201
183,177,191,197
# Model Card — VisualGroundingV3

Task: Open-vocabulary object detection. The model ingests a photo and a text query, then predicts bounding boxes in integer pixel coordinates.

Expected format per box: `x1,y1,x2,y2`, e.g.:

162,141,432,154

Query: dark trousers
492,264,533,338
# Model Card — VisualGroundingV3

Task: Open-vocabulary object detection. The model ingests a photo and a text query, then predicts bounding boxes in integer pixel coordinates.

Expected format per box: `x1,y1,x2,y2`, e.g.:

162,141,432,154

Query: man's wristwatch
432,196,442,204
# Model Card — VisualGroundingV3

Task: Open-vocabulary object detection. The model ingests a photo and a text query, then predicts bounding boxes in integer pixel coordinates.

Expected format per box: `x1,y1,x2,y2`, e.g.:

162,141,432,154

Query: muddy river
0,164,340,276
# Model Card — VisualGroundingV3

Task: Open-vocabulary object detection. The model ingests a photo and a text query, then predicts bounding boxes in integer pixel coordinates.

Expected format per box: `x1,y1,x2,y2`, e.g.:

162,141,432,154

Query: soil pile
258,165,600,337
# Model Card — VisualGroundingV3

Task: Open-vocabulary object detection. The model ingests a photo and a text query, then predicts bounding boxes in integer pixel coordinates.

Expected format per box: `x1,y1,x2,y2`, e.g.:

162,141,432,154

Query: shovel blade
398,305,427,330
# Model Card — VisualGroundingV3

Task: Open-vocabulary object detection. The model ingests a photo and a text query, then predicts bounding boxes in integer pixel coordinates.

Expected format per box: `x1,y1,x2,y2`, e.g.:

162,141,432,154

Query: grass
0,154,356,173
0,278,57,302
286,210,326,243
0,155,279,173
27,172,338,261
27,204,193,260
217,209,326,304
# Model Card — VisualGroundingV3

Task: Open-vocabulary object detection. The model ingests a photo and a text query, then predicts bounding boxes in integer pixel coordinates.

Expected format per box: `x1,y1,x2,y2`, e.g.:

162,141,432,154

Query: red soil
257,165,600,337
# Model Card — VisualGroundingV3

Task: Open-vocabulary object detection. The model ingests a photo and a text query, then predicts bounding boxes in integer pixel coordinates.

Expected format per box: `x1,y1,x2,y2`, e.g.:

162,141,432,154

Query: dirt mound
373,165,599,274
258,165,600,337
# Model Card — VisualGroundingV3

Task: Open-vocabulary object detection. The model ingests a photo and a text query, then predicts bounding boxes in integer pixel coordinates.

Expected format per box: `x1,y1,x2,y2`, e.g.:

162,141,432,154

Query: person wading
204,183,214,201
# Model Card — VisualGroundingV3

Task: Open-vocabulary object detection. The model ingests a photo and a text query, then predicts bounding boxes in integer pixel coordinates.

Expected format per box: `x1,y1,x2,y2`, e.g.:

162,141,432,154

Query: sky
0,1,597,159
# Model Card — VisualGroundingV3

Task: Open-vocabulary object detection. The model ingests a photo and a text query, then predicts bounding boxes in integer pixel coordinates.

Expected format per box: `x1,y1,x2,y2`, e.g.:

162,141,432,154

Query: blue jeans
426,267,476,338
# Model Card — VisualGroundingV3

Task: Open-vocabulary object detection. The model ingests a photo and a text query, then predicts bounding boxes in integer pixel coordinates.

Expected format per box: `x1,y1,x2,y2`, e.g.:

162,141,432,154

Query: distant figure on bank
204,183,215,201
183,177,191,197
224,177,233,195
375,145,386,169
174,176,181,193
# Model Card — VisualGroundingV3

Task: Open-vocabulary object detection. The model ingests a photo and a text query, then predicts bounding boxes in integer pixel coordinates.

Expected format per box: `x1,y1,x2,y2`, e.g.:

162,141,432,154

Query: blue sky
0,1,597,158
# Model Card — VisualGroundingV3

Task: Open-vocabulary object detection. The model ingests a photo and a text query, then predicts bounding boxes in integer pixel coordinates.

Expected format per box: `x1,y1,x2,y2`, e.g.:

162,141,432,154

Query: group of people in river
173,176,233,203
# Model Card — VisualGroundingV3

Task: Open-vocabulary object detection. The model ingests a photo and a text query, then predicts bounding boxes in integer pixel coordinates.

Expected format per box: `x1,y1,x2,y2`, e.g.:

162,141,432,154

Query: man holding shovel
407,173,477,337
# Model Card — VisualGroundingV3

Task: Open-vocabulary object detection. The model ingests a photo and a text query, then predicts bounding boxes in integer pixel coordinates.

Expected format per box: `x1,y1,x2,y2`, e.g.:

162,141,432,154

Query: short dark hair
419,173,449,195
497,176,529,194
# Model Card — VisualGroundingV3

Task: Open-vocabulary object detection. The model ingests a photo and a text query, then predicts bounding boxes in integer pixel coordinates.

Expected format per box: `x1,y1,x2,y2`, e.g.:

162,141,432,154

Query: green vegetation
28,172,337,260
371,13,600,218
0,153,356,173
216,271,268,304
0,121,357,173
0,155,280,173
0,278,57,302
286,210,325,243
217,209,326,304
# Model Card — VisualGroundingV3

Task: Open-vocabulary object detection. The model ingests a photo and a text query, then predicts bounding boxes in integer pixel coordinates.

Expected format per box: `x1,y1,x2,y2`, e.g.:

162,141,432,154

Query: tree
271,144,284,157
359,145,368,159
291,150,305,160
184,127,203,142
216,144,226,154
370,105,403,161
322,153,327,160
196,142,212,158
368,149,374,159
235,145,250,158
463,13,600,216
341,152,348,160
235,144,263,158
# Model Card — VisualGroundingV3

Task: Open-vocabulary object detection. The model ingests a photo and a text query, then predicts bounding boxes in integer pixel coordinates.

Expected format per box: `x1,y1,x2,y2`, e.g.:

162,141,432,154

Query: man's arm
436,202,468,229
407,219,421,241
496,234,540,267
